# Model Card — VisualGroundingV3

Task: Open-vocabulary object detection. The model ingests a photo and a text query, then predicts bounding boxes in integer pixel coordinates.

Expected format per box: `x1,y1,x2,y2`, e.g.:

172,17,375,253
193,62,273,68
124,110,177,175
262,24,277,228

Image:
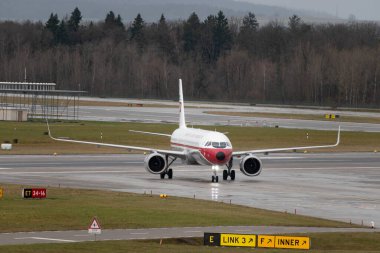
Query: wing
46,121,186,158
232,126,341,156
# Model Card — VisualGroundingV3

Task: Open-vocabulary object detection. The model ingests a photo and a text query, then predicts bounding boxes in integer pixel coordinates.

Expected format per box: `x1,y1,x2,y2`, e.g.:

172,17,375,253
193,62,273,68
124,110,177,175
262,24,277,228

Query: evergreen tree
105,11,124,29
130,13,145,49
131,13,144,39
57,20,69,44
241,12,259,32
68,7,82,32
156,14,174,57
105,11,116,27
183,12,201,53
115,14,124,29
45,13,59,36
238,12,259,52
202,11,232,61
214,11,232,55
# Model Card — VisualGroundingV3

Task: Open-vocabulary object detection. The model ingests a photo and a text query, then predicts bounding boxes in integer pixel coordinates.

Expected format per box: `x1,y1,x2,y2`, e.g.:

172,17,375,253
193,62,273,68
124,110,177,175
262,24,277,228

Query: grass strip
0,184,354,233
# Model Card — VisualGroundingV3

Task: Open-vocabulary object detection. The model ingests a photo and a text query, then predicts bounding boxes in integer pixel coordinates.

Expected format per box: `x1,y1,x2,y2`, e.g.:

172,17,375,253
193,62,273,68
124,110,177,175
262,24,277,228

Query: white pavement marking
259,157,304,160
130,232,148,235
0,168,12,170
15,237,77,242
0,170,141,175
184,231,202,233
266,166,380,170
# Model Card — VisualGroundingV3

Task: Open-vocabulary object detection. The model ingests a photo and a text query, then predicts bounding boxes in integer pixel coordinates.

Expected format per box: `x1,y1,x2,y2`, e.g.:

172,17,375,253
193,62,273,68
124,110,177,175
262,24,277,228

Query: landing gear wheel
223,170,228,180
212,176,215,182
168,169,173,179
215,176,219,183
230,170,235,180
160,173,165,179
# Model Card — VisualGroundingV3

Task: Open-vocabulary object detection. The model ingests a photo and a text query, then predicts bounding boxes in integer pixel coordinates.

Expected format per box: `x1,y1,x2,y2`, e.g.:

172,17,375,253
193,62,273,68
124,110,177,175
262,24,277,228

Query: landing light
212,165,220,171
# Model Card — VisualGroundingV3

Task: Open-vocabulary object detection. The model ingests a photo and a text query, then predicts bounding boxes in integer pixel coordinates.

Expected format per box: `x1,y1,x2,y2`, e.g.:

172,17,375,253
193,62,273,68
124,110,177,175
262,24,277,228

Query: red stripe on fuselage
171,142,232,165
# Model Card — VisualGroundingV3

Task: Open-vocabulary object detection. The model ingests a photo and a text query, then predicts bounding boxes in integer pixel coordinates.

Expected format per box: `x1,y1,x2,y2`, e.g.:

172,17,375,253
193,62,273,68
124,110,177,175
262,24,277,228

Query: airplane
47,79,341,182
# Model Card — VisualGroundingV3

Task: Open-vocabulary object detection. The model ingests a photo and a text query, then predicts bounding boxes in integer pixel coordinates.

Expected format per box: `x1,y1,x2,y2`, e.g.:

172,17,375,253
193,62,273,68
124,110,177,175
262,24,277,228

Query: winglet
179,79,187,128
46,118,53,139
335,125,341,146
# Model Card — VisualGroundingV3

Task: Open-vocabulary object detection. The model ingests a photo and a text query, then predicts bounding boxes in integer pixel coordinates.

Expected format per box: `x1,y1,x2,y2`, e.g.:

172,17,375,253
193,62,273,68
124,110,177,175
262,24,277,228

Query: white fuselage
170,127,233,166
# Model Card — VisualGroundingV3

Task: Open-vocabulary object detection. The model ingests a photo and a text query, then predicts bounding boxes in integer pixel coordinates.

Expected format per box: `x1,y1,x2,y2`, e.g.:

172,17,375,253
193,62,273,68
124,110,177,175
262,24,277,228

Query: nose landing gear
223,158,235,181
211,165,219,183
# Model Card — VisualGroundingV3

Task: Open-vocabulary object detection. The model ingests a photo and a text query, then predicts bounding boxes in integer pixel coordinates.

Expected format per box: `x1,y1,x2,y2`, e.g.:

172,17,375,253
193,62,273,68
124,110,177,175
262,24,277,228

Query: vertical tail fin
179,79,187,128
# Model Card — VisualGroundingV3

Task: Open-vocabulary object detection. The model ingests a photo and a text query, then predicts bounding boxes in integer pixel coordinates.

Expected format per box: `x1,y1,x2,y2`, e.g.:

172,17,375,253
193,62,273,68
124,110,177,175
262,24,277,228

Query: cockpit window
211,142,230,148
205,141,231,148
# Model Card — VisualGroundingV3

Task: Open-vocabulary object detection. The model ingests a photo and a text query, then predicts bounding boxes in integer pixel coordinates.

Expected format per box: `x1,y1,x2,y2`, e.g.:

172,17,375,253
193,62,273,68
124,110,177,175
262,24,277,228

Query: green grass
205,111,380,124
0,234,379,253
0,120,379,154
0,184,354,233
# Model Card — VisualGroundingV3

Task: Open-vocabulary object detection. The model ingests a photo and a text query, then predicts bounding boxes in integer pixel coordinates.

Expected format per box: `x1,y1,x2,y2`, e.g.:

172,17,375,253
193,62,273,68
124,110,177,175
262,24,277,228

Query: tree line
0,7,379,107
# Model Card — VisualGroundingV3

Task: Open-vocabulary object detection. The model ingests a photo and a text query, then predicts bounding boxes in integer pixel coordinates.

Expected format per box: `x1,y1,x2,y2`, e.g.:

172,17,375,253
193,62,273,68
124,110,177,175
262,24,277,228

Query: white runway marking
0,170,141,175
0,168,12,170
259,157,304,160
267,166,380,170
184,231,202,233
130,232,148,235
15,237,76,242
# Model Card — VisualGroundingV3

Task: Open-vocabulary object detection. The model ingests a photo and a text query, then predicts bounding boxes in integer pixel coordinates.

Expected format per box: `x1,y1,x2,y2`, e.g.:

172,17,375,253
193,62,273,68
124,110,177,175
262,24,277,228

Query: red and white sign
88,218,101,234
23,188,47,199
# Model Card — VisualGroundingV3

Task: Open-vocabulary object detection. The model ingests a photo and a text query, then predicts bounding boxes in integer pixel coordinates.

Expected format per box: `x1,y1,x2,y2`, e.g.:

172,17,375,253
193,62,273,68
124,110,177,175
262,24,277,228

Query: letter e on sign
204,233,220,246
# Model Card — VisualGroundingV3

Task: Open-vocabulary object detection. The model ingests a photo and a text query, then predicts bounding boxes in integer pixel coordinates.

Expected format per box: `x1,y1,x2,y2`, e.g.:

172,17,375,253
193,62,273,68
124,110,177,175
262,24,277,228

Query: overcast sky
245,0,379,20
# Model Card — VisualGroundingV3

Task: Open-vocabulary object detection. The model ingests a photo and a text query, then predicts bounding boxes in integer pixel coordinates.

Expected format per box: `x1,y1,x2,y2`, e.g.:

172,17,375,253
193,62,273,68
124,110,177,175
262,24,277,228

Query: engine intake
144,153,166,174
240,155,262,176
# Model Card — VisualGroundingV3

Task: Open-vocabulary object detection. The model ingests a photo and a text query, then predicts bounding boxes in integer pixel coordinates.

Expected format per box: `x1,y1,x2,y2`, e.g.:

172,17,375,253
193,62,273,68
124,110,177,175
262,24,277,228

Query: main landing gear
223,158,235,181
160,155,176,180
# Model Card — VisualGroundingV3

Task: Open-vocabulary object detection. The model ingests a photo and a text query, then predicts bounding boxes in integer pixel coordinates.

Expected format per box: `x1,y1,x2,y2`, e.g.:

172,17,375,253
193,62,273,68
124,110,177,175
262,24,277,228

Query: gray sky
245,0,380,20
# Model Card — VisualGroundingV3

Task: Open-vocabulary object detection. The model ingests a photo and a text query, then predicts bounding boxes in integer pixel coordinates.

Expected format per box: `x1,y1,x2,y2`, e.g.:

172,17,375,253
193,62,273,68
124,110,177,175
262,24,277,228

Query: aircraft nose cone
216,152,225,161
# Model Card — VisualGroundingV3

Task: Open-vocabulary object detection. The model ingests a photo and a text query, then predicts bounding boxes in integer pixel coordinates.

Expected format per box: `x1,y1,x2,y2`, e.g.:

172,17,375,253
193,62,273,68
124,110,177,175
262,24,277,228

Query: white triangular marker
88,218,101,234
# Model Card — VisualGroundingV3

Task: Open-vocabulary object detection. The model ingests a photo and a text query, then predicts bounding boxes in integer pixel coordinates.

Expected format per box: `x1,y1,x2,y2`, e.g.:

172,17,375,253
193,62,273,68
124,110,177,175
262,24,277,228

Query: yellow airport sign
258,235,275,248
0,188,2,198
220,233,256,247
275,236,310,250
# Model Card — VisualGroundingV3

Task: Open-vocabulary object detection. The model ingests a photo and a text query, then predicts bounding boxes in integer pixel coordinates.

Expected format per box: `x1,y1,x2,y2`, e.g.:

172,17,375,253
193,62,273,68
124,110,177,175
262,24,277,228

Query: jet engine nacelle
240,155,262,177
144,153,166,174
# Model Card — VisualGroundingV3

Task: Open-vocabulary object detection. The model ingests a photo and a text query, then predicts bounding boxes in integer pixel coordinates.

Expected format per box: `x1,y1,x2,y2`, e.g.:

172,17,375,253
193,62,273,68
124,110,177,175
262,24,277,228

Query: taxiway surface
0,153,379,226
78,105,380,132
0,226,375,246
